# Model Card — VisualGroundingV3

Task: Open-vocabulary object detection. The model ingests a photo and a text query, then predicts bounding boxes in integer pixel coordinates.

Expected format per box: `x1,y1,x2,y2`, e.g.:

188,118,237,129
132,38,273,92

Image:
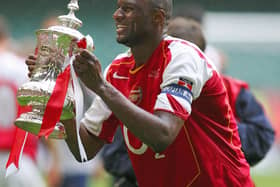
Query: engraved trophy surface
15,0,85,139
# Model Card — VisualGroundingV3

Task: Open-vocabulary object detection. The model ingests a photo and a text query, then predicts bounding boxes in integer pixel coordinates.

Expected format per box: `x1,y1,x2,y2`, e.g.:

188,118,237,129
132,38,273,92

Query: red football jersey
222,75,249,121
0,52,38,161
83,36,254,187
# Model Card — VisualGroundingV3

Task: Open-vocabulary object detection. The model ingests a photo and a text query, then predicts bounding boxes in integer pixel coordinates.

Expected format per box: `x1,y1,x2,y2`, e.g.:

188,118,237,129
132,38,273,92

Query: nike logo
154,153,165,159
113,72,129,80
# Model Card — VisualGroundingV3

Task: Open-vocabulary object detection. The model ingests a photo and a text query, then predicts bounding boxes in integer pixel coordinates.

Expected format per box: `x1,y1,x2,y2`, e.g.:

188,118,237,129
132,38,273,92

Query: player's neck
131,35,163,68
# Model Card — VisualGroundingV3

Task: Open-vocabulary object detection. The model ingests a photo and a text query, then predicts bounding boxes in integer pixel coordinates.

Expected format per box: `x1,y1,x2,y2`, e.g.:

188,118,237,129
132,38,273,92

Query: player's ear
152,8,165,26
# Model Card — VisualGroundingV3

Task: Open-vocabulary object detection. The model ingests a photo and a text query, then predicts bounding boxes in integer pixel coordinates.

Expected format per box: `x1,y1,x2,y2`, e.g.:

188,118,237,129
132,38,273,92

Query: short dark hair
167,17,206,51
150,0,173,21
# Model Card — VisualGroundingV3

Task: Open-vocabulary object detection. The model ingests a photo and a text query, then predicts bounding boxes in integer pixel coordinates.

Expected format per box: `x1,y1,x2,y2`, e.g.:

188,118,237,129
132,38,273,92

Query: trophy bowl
15,0,86,139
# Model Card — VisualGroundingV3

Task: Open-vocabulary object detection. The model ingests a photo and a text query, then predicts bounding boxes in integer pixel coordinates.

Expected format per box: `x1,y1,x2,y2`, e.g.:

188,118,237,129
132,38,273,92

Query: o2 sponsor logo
123,126,165,159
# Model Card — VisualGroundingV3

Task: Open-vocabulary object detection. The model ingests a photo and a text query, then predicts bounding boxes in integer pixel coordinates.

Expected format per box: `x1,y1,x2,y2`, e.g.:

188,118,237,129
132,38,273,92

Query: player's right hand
26,55,37,78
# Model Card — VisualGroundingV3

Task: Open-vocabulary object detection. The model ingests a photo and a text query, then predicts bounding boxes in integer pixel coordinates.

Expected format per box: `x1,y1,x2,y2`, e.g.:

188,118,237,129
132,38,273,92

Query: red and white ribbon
5,105,32,177
6,35,94,176
70,56,88,161
38,65,71,138
70,35,94,161
5,128,28,177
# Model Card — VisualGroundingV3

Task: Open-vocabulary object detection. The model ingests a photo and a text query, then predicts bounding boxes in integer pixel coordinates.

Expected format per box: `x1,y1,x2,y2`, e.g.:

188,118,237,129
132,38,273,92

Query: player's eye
121,5,134,13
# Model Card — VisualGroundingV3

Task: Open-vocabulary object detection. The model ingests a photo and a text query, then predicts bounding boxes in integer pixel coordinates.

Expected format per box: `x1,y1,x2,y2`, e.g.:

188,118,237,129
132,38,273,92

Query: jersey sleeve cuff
154,93,191,120
82,96,118,143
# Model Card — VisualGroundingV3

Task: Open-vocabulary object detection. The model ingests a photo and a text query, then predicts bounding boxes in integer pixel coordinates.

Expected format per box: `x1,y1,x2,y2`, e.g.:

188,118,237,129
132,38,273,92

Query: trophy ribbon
70,56,88,162
5,128,28,177
6,105,32,177
38,51,88,162
39,65,71,138
71,35,94,162
39,35,91,161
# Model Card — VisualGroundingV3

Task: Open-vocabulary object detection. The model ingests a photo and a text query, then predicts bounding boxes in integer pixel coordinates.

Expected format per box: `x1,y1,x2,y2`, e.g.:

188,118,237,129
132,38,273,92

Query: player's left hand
73,49,104,93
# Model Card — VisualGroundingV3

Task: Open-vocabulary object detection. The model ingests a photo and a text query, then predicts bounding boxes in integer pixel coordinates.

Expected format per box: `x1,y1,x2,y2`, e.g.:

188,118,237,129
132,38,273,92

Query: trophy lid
58,0,82,30
37,0,84,39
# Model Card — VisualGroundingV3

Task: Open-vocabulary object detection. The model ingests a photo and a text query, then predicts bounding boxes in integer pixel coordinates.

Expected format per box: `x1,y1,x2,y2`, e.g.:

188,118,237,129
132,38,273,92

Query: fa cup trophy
15,0,92,139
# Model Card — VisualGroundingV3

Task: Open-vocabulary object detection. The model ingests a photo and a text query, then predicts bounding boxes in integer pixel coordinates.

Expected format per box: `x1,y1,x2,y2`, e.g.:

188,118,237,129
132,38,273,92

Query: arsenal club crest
129,86,143,105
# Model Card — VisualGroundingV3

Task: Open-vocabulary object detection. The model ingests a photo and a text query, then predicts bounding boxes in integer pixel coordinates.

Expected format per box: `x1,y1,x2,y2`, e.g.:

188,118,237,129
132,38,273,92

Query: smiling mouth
116,25,127,33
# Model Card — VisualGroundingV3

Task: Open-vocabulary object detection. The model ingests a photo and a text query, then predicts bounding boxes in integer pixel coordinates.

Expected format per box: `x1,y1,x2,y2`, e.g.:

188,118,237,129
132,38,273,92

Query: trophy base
15,112,67,139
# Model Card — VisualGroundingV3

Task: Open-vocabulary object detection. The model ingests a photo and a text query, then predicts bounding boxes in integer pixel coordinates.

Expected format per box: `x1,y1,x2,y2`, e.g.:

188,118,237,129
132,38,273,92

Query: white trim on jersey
82,95,112,137
82,63,113,137
103,65,110,78
114,49,132,60
155,38,213,115
155,93,192,114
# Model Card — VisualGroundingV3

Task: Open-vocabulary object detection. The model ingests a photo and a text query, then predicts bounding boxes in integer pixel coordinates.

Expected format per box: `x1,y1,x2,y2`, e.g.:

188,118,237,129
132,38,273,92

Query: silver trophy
15,0,90,139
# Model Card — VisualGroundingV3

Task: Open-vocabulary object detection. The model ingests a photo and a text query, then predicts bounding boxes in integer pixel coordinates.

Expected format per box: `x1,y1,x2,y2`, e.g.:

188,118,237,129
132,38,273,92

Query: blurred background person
172,2,227,73
0,15,46,187
102,127,137,187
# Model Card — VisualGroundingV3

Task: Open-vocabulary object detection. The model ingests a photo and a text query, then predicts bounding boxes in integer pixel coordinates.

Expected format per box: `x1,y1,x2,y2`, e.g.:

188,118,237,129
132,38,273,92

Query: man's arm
62,118,105,162
236,88,275,166
73,50,185,153
97,82,184,153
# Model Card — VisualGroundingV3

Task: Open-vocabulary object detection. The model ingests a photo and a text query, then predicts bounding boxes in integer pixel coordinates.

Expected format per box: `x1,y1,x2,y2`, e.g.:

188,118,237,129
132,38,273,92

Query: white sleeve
103,64,111,78
154,42,213,116
81,95,113,136
81,64,115,138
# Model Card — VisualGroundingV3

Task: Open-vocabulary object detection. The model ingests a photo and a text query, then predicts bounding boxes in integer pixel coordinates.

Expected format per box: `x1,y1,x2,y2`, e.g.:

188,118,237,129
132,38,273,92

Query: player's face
113,0,154,47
